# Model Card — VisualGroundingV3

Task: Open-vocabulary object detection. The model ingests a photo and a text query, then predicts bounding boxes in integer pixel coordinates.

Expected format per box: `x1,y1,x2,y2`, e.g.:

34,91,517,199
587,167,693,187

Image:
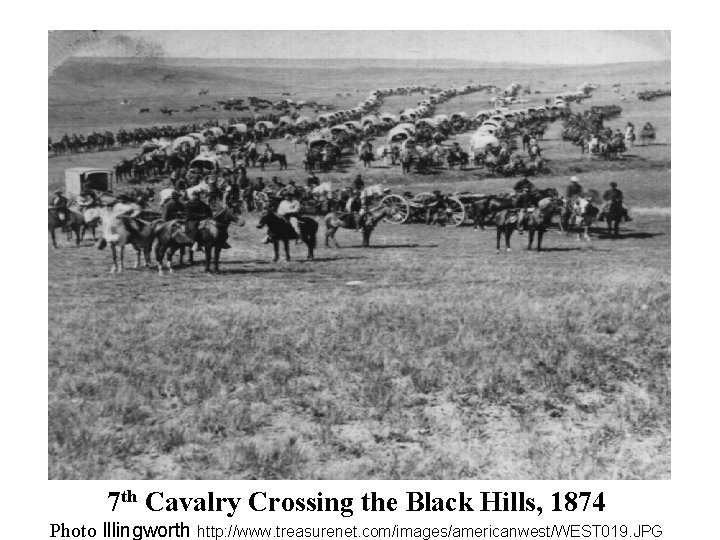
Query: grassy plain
48,59,670,479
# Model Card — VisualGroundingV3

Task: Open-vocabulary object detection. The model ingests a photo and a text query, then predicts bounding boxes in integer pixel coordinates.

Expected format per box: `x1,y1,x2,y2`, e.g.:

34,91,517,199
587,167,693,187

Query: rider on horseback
514,186,534,235
50,190,69,231
513,176,536,194
162,191,185,221
185,191,232,251
346,189,364,232
600,181,632,222
76,190,97,211
277,191,303,244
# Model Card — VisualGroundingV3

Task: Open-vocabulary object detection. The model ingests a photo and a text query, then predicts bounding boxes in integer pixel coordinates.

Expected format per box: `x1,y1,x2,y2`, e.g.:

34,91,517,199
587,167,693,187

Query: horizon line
70,56,671,67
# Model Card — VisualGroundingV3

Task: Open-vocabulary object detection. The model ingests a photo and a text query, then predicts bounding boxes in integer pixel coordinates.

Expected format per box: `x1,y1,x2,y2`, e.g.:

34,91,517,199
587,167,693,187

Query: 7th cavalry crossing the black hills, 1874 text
48,31,670,480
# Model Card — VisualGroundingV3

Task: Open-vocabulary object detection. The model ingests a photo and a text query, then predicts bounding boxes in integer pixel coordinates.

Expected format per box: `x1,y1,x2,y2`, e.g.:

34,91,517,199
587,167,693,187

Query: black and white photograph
48,30,671,480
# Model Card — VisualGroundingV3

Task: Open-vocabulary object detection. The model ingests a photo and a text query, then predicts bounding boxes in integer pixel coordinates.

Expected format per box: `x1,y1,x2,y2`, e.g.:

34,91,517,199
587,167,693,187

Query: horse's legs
496,227,502,252
50,227,57,249
283,240,291,261
156,245,167,275
110,244,118,273
614,219,620,237
537,229,544,252
527,228,535,250
272,240,279,262
214,246,221,273
204,246,212,272
505,229,513,251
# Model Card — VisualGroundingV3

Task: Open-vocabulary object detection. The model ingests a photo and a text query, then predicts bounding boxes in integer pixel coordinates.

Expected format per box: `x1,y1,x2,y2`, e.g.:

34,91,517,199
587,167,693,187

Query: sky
60,30,670,65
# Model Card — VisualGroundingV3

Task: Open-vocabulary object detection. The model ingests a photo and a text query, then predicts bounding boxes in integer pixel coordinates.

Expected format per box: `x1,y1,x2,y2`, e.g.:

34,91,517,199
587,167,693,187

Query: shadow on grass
597,231,664,240
367,243,439,249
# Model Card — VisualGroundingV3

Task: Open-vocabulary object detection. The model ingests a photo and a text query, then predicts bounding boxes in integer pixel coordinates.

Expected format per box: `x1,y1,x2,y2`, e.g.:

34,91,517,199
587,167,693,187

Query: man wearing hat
185,191,216,251
50,190,69,231
162,191,185,222
276,190,302,242
514,186,535,235
566,176,583,200
600,181,632,222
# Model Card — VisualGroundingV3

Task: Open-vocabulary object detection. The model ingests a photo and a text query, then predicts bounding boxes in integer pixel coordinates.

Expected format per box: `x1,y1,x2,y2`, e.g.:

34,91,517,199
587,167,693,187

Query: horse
600,199,625,237
359,150,374,168
447,149,469,170
48,208,85,248
151,219,194,275
192,203,246,273
257,210,317,261
243,147,259,167
639,125,656,146
565,197,599,242
258,152,288,170
95,205,154,273
324,205,392,248
493,209,519,252
473,195,515,230
518,198,560,251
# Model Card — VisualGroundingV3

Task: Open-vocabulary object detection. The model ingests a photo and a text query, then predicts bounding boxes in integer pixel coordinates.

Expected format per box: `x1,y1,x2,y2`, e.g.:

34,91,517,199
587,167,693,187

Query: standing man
352,174,365,191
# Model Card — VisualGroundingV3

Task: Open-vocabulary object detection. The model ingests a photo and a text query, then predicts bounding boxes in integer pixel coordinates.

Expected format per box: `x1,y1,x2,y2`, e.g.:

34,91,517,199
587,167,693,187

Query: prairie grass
49,62,670,479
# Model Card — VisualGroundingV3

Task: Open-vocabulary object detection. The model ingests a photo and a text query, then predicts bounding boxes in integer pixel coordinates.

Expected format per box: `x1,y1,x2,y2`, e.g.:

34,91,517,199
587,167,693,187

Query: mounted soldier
514,186,535,234
185,191,226,251
76,190,97,211
513,176,536,194
599,181,632,222
162,191,185,221
49,190,69,231
276,191,302,243
566,176,583,200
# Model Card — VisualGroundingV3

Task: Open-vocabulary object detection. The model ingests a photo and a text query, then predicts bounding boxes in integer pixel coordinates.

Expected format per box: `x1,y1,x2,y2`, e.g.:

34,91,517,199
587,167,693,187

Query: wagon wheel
445,196,466,227
381,194,410,224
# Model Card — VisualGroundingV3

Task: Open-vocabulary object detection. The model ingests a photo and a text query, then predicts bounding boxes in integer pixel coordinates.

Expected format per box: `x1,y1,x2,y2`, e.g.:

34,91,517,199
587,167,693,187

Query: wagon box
64,168,114,197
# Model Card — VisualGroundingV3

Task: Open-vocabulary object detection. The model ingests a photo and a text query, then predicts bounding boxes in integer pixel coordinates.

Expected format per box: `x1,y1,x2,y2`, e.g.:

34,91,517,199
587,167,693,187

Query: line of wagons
253,189,485,228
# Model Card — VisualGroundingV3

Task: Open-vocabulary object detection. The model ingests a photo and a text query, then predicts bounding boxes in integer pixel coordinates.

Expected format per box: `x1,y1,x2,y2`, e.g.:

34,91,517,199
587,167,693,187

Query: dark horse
493,209,518,252
258,152,288,170
257,211,317,261
359,150,374,168
447,149,469,170
48,208,84,248
151,219,194,275
324,205,392,248
156,204,245,273
473,188,559,230
518,199,561,251
601,199,625,237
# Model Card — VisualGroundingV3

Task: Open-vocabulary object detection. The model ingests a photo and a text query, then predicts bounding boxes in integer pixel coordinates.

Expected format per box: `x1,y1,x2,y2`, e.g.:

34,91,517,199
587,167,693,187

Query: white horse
569,198,598,242
159,188,175,205
312,182,333,196
96,203,150,273
186,181,211,199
